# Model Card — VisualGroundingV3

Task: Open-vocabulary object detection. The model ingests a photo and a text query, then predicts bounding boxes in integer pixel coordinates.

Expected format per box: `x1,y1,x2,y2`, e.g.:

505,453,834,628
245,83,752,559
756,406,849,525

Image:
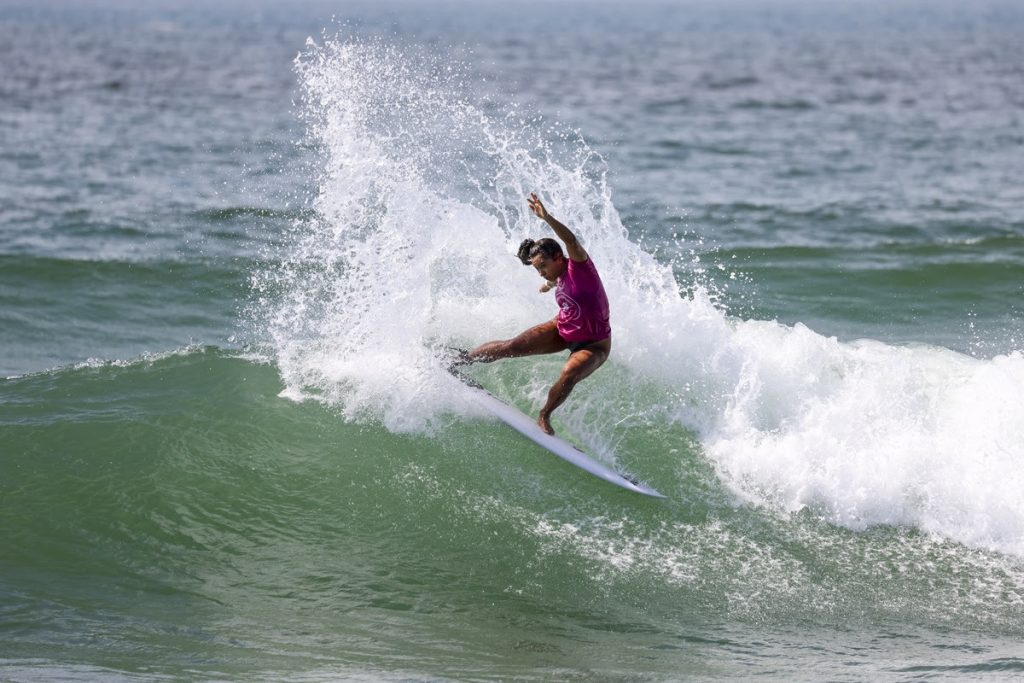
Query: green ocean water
3,0,1024,680
5,348,1024,680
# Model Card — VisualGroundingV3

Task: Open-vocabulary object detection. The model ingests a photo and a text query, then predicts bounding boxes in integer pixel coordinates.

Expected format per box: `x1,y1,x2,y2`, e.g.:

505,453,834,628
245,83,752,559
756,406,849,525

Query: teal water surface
4,349,1024,680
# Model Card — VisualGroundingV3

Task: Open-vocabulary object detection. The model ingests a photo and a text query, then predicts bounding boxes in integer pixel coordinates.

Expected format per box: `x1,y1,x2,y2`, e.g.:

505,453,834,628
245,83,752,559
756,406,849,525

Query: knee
561,352,604,385
557,366,582,388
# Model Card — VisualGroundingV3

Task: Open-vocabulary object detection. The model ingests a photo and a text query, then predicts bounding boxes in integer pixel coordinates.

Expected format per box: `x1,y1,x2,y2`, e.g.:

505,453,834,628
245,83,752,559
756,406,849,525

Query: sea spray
266,35,713,434
262,35,1024,556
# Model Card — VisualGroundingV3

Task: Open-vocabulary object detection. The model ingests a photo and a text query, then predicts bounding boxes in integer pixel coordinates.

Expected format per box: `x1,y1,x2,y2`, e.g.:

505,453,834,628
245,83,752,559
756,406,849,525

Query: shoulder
567,256,599,276
565,238,589,263
567,246,589,263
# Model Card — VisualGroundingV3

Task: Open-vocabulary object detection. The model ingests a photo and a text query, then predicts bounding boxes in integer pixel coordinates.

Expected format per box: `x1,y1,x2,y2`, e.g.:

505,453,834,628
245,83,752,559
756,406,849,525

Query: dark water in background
3,1,1024,680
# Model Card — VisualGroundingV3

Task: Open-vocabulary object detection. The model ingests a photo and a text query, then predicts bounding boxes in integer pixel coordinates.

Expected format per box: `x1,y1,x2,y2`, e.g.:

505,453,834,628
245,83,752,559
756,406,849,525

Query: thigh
507,319,568,356
561,341,610,384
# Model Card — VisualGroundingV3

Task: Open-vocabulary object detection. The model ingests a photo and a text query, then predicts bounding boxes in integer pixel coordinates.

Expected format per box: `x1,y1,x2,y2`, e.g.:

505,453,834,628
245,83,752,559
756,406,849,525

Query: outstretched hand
527,190,587,262
527,192,548,220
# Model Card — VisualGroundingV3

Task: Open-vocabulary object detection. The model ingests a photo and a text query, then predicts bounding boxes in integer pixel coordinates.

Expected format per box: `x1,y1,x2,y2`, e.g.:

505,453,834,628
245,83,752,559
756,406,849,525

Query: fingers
528,192,545,217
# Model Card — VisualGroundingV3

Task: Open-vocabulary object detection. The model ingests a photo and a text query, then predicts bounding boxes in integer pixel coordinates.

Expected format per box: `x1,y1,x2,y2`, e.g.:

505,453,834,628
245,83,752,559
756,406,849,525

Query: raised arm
527,192,589,262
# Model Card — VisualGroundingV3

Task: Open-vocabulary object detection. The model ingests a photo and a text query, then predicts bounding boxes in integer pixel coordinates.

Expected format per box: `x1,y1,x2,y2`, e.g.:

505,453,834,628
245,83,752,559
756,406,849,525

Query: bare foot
537,413,555,435
445,347,472,371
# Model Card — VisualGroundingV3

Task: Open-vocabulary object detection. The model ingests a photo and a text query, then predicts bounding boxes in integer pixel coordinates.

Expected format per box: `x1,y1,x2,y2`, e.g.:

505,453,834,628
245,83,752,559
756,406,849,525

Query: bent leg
469,319,567,362
538,340,611,435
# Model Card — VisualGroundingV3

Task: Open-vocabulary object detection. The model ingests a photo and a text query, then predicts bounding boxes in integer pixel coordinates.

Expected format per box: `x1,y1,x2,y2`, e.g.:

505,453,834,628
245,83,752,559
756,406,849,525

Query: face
530,252,565,282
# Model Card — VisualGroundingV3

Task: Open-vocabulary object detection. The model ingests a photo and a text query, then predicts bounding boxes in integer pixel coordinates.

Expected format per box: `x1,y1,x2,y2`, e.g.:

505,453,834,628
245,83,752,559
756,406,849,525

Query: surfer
461,192,612,436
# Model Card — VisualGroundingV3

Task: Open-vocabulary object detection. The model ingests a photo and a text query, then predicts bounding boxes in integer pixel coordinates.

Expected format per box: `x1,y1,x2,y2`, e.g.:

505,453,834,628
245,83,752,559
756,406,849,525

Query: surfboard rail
453,370,665,498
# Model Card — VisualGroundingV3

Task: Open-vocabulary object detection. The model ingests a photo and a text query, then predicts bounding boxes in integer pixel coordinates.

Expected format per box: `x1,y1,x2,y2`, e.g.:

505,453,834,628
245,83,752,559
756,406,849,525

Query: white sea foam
265,36,1024,556
702,325,1024,554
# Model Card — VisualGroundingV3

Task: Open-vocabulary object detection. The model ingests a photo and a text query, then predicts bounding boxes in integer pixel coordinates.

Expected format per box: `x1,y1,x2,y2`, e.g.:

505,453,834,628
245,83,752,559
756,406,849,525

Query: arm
528,192,589,262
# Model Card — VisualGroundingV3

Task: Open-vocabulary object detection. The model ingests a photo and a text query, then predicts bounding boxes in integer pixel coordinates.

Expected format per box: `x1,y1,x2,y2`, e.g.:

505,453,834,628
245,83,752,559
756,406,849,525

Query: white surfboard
453,371,665,498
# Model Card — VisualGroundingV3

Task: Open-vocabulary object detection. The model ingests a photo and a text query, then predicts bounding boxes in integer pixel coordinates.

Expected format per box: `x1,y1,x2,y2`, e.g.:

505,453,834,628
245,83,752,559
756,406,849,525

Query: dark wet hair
516,237,563,265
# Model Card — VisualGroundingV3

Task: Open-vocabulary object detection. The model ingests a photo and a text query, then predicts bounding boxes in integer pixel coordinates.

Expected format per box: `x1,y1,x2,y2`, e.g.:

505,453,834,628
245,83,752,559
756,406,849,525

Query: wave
249,36,1024,558
0,254,250,378
3,347,1024,643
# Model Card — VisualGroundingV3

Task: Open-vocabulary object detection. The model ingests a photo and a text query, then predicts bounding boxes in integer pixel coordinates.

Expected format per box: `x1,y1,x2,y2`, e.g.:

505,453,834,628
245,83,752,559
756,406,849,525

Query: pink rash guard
555,257,611,344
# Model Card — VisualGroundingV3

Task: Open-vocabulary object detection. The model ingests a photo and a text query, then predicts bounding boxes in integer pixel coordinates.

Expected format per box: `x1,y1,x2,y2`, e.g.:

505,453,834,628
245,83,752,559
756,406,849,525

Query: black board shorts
566,337,609,354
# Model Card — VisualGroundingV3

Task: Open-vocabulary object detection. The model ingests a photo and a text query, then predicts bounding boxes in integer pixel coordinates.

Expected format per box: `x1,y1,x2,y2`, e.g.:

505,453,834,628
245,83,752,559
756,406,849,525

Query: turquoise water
3,1,1024,680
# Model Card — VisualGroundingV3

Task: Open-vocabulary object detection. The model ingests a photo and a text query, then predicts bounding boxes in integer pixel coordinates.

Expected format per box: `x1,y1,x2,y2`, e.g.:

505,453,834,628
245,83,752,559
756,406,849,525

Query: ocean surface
3,0,1024,680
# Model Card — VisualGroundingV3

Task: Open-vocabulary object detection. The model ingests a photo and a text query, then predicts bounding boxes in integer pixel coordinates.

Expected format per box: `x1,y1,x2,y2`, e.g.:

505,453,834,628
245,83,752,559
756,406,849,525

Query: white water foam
702,324,1024,556
263,36,1024,556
